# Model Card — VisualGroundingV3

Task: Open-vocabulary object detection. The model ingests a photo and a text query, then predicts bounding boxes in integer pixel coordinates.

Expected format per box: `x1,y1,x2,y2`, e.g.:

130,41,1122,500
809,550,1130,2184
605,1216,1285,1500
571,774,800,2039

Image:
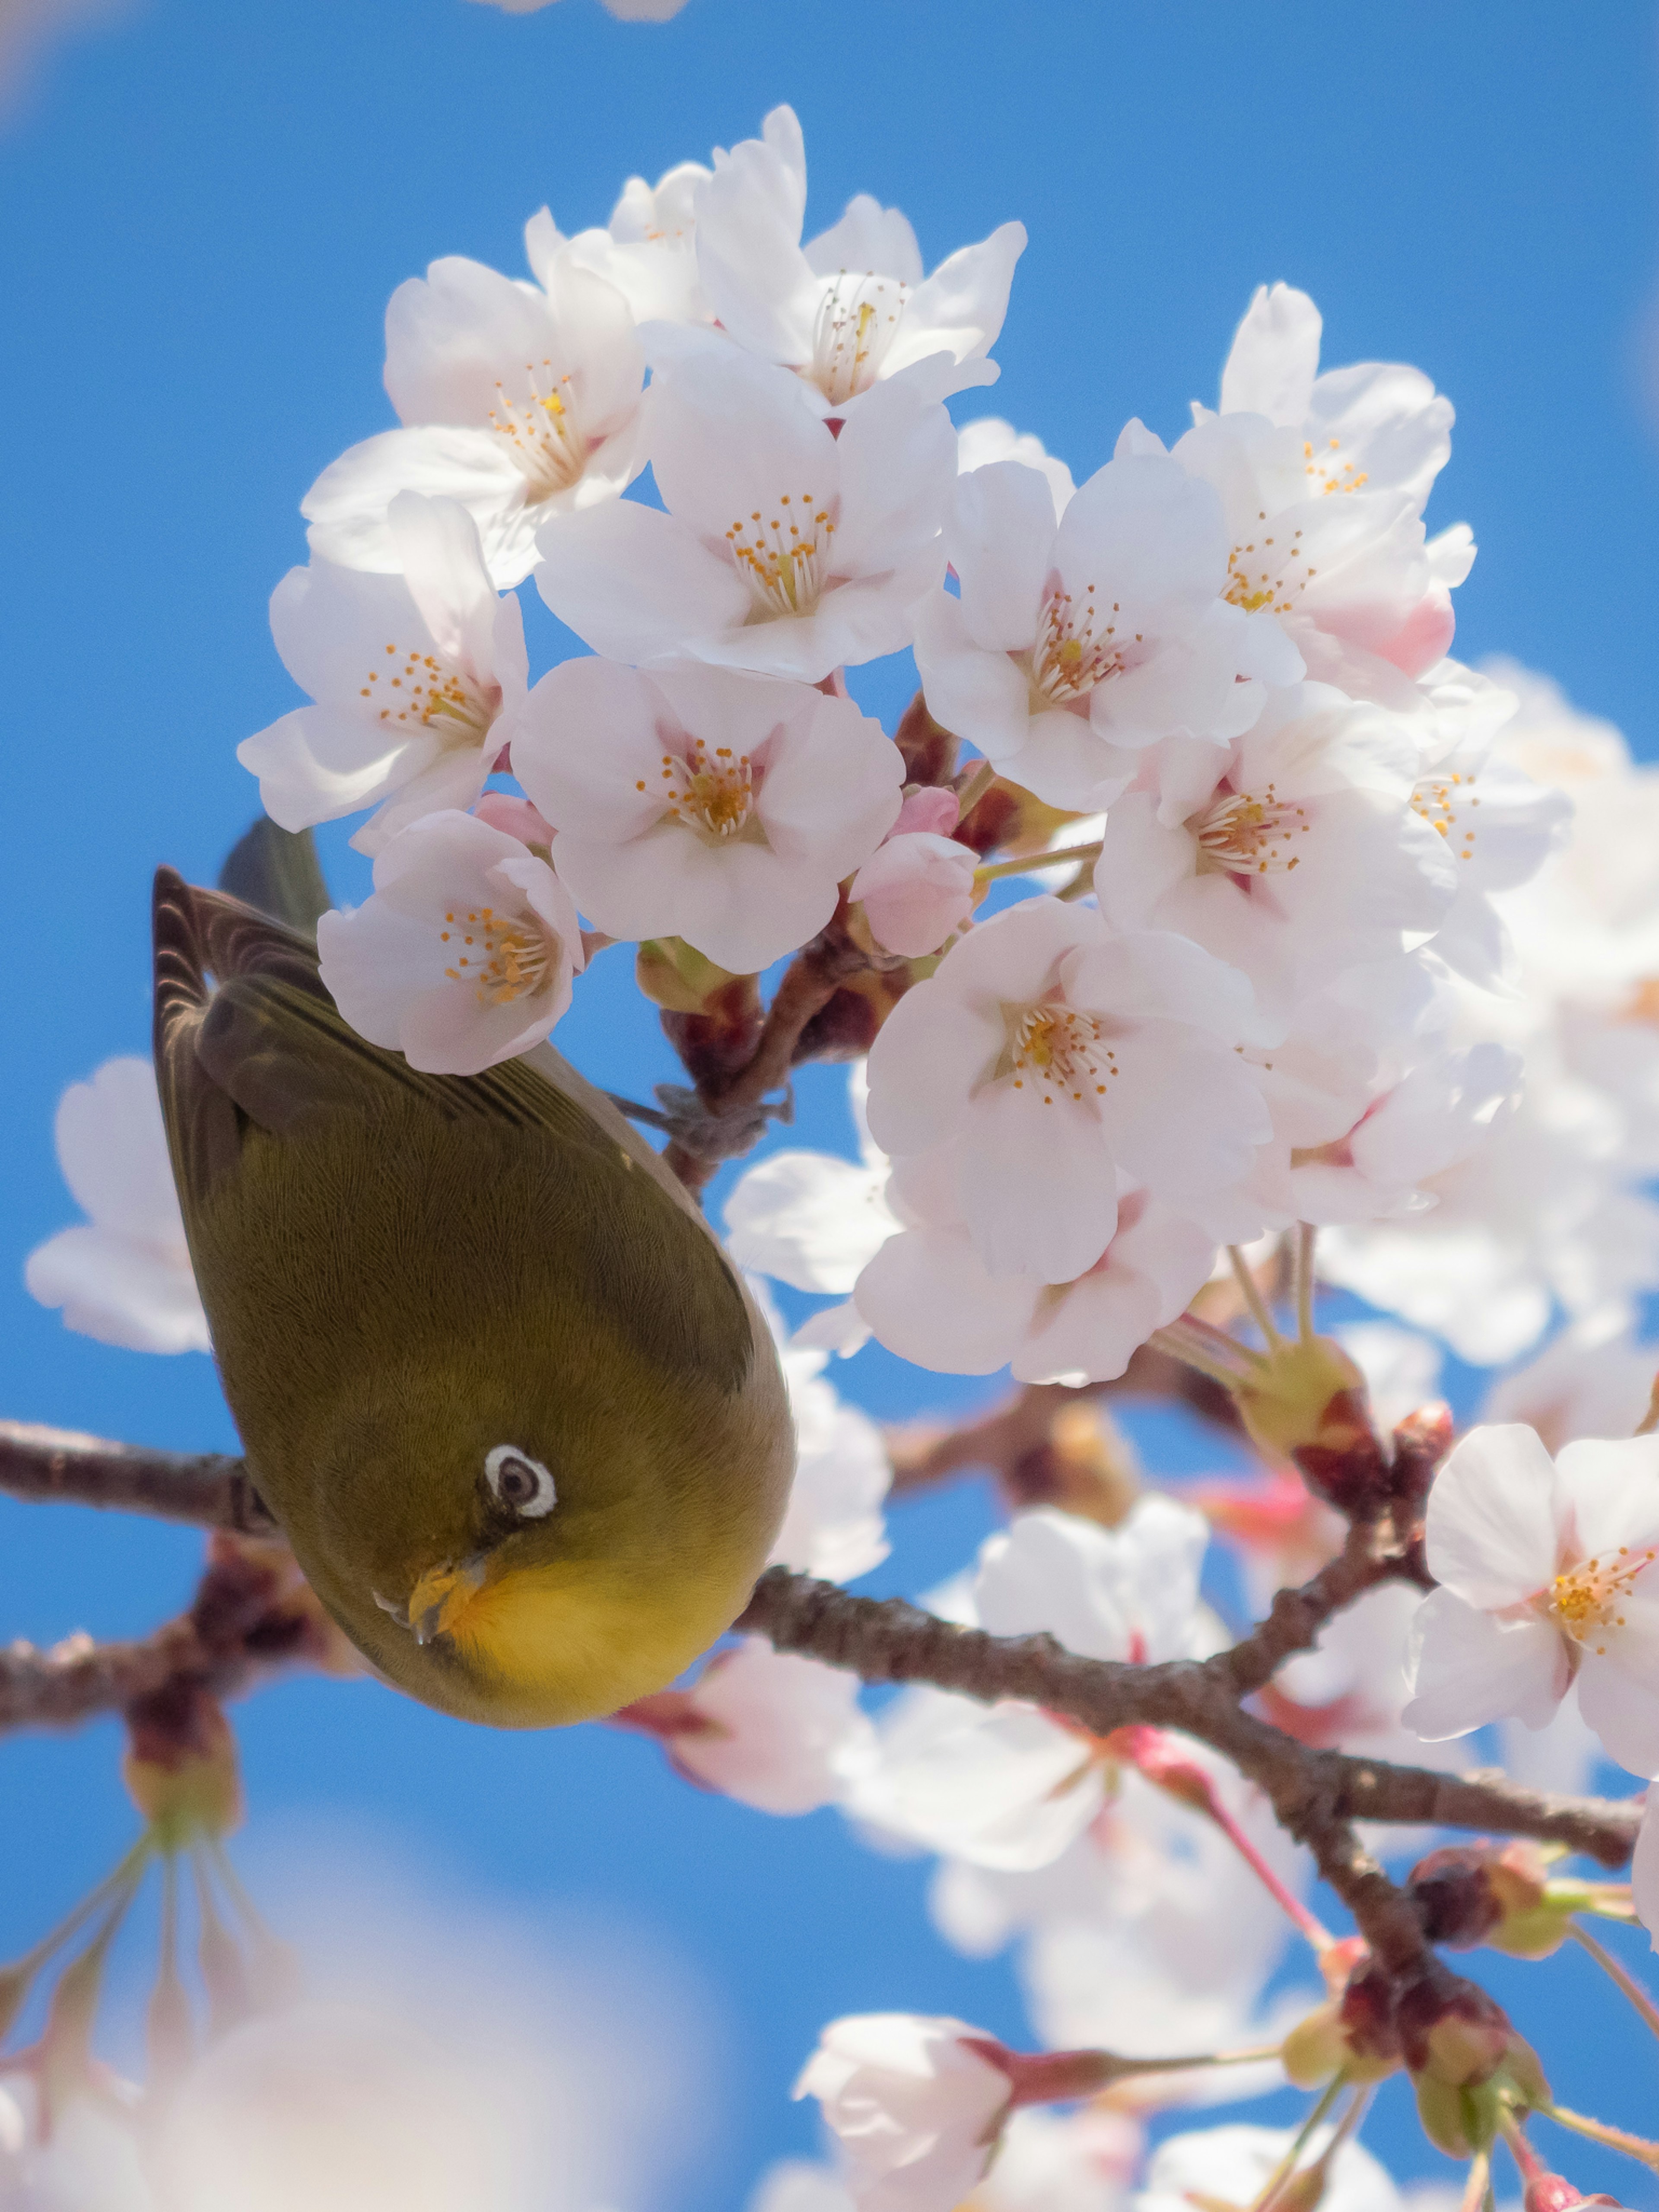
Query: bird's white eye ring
484,1446,557,1519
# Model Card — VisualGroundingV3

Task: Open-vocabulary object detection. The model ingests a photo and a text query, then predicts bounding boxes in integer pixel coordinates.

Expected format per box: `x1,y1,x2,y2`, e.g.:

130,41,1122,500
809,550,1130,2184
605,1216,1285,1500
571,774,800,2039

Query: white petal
1423,1424,1562,1607
1402,1588,1567,1739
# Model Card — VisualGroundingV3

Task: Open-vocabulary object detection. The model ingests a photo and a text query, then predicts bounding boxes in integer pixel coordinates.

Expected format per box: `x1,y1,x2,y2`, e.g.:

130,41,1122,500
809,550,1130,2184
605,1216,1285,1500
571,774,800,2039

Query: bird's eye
483,1445,557,1519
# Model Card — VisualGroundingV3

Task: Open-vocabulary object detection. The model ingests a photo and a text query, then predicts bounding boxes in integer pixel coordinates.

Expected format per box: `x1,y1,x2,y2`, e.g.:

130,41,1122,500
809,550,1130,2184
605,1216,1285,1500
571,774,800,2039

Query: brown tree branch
0,1422,278,1535
0,1536,339,1734
662,922,874,1195
734,1569,1641,1875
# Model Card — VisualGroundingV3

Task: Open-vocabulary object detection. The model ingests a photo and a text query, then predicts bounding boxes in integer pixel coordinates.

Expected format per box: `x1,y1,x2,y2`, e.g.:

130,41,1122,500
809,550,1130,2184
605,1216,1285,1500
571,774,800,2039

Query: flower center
1192,783,1311,875
1542,1547,1657,1656
653,736,757,842
725,492,835,620
487,360,591,501
1411,770,1479,861
440,904,553,1007
1007,1002,1117,1107
1029,584,1129,704
1304,435,1369,495
1224,516,1313,615
359,644,498,746
809,270,910,406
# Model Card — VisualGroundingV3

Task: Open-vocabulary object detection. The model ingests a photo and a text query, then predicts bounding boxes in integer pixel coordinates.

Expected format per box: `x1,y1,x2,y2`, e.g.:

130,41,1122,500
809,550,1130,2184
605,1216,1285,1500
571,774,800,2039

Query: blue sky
2,0,1659,2203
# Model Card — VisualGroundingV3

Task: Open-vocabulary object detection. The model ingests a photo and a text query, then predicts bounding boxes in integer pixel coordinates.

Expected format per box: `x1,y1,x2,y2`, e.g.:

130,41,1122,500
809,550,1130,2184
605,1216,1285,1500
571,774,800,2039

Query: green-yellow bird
152,864,794,1729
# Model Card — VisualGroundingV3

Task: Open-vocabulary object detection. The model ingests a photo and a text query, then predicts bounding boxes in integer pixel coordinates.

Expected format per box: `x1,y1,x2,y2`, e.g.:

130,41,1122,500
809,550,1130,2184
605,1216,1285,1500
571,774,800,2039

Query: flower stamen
488,358,591,501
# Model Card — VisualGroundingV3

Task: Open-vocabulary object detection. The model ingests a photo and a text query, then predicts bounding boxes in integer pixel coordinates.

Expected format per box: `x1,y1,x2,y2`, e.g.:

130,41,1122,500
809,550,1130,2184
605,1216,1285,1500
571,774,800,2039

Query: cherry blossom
25,1057,209,1354
688,105,1025,413
303,247,646,588
849,787,979,958
1136,2123,1407,2212
534,346,955,680
239,493,527,856
793,2014,1012,2212
620,1639,875,1815
1405,1423,1659,1774
761,1287,892,1583
510,657,903,973
914,442,1299,814
863,896,1271,1283
1484,1319,1659,1455
957,416,1076,511
526,154,711,327
1173,283,1468,706
725,1067,899,1303
1092,685,1459,1030
318,810,583,1075
853,1157,1215,1383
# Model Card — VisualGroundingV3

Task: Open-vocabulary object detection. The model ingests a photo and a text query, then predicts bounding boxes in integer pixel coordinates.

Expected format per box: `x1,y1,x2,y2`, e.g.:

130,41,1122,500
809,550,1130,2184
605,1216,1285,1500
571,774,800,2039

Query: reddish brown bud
792,965,914,1062
1407,1840,1567,1958
1233,1338,1390,1513
1001,1402,1141,1526
1388,1400,1454,1514
1396,1968,1510,2085
893,692,960,788
659,973,765,1087
1335,1956,1403,2067
1408,1846,1507,1949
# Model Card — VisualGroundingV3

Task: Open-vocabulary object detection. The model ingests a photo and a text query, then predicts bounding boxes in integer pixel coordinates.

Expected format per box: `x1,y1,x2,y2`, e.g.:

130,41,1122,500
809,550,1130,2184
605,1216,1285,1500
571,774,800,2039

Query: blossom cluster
25,99,1659,2212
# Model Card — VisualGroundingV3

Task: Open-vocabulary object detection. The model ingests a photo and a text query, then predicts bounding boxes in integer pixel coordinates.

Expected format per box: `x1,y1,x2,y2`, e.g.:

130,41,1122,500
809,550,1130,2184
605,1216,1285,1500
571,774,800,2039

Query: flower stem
974,840,1104,886
1570,1920,1659,2044
1542,2104,1659,2169
1294,1224,1317,1344
1150,1315,1268,1388
1249,2076,1346,2212
1228,1246,1285,1349
1201,1786,1337,1955
1459,2149,1492,2212
955,759,998,817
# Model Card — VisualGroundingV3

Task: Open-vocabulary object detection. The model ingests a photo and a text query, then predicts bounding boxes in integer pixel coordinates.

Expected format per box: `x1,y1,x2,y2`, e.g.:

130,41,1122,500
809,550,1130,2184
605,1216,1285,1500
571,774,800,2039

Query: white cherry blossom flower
971,2106,1142,2212
1093,685,1459,1030
957,417,1076,512
511,658,903,974
1484,1318,1659,1454
853,1154,1214,1384
914,442,1299,814
751,2164,857,2212
25,1058,208,1355
318,810,583,1074
766,1297,892,1583
623,1639,875,1815
1405,1423,1659,1775
239,493,527,856
688,105,1024,414
1137,2124,1405,2212
850,1503,1212,1871
303,248,646,587
725,1066,899,1300
863,896,1270,1284
794,2014,1012,2212
526,155,711,327
1173,286,1465,707
1630,1795,1659,1949
534,347,955,680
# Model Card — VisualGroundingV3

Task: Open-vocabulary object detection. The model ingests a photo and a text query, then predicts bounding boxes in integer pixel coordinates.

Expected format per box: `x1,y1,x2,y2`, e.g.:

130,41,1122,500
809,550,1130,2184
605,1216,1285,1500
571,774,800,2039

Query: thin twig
1569,1920,1659,2044
0,1423,277,1536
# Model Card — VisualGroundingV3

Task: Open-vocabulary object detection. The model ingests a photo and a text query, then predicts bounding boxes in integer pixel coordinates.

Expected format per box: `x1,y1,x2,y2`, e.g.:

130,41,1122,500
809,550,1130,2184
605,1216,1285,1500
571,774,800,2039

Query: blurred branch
736,1564,1640,1969
0,1421,278,1535
0,1536,337,1734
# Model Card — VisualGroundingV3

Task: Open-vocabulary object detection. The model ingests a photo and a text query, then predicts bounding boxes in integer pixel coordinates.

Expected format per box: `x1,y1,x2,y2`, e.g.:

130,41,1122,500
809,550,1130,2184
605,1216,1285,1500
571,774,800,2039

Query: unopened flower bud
1397,1967,1548,2155
1524,2177,1624,2212
1408,1840,1566,1957
656,968,764,1084
1234,1338,1389,1513
123,1686,242,1848
635,935,748,1017
1282,1957,1402,2088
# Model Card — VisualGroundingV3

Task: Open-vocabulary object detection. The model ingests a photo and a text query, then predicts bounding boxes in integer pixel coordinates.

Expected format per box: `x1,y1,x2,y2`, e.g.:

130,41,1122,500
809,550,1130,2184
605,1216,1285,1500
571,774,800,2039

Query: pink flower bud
850,833,978,958
471,793,554,846
892,787,961,838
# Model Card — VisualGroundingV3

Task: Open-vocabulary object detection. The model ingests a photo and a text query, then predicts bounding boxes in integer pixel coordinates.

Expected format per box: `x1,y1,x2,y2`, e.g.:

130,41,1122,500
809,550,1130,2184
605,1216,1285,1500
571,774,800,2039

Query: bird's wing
151,868,695,1216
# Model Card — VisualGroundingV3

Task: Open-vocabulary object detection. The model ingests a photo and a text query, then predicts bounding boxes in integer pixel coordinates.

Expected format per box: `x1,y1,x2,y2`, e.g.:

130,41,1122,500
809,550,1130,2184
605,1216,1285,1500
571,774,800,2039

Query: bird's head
280,1333,791,1731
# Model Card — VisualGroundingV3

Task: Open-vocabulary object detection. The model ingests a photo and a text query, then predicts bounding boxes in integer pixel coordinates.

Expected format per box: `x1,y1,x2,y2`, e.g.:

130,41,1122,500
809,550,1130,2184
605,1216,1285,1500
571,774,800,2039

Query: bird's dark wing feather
154,869,644,1198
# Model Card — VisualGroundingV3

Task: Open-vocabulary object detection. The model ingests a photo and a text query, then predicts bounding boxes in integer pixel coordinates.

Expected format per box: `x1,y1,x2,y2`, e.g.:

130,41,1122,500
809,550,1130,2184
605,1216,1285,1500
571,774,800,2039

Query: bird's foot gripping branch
14,91,1659,2212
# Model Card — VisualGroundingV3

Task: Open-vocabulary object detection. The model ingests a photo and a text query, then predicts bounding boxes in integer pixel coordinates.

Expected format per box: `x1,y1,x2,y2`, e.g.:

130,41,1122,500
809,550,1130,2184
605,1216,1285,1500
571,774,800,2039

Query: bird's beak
405,1554,489,1647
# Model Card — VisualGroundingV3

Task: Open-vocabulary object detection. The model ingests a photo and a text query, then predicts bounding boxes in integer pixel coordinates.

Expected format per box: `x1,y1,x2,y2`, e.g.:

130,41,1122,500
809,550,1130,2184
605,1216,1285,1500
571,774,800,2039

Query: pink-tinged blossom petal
1218,283,1323,426
25,1059,208,1356
513,658,901,973
318,812,583,1074
950,460,1058,650
955,1081,1121,1283
1423,1424,1561,1608
851,833,978,959
974,1500,1209,1665
794,2015,1012,2212
647,1640,875,1816
1576,1644,1659,1779
1553,1436,1659,1561
1632,1798,1659,1950
1403,1589,1568,1739
240,495,523,855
